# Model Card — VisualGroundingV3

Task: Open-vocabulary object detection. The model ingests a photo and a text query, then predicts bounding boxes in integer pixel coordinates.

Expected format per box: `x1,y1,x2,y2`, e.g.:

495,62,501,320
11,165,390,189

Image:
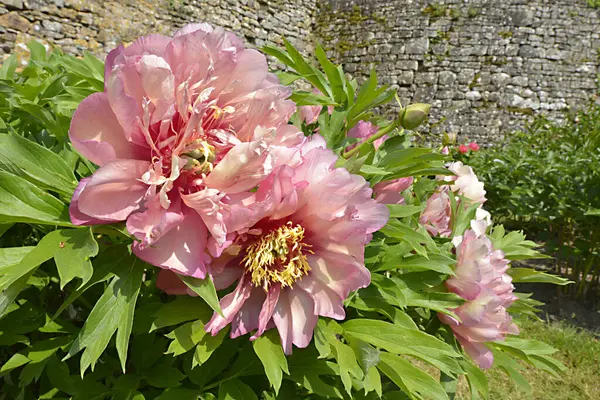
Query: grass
456,318,600,399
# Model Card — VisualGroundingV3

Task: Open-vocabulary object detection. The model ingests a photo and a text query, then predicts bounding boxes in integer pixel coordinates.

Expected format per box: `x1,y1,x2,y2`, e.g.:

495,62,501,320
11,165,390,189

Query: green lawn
456,318,600,400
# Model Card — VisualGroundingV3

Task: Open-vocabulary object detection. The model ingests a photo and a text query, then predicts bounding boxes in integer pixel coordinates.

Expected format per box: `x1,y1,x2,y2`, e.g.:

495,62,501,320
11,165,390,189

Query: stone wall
317,0,600,140
0,0,316,62
2,0,600,140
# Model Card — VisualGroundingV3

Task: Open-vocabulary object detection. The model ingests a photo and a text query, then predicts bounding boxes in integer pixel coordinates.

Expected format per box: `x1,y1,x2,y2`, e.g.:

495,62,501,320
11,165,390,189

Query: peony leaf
144,356,185,388
165,320,206,357
378,352,449,400
218,378,259,400
0,171,71,226
178,274,223,317
508,268,572,285
0,134,77,196
253,330,289,395
53,228,98,290
193,326,227,368
64,254,145,375
460,359,489,399
150,296,212,332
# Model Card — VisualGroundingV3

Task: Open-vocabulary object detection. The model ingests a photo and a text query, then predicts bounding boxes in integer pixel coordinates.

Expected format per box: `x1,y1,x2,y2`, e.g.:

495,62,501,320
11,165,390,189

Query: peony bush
0,24,571,399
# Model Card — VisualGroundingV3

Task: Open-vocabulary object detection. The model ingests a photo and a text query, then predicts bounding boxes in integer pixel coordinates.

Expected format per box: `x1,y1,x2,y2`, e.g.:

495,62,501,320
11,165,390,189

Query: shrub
467,107,600,299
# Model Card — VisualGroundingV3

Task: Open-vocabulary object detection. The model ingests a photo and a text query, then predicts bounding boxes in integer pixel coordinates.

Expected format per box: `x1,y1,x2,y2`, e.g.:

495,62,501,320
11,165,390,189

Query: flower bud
401,103,431,130
442,132,457,145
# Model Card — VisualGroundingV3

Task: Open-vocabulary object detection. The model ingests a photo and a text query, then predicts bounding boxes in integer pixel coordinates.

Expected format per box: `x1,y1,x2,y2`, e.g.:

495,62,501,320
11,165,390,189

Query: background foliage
466,107,600,300
0,41,568,400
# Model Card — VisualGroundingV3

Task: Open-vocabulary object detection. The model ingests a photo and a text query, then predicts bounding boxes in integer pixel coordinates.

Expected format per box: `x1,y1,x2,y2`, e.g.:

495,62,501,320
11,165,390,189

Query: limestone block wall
317,0,600,140
0,0,316,62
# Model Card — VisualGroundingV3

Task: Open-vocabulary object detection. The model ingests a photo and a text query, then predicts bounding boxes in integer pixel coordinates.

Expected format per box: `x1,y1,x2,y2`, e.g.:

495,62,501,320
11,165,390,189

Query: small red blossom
458,144,469,154
468,142,480,151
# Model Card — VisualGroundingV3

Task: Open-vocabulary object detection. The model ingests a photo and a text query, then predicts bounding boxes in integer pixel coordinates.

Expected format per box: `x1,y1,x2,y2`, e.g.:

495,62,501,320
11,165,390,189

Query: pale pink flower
298,89,333,125
446,161,486,205
373,177,414,205
438,229,518,369
157,137,389,353
441,146,450,155
345,120,388,152
69,24,303,278
420,188,452,237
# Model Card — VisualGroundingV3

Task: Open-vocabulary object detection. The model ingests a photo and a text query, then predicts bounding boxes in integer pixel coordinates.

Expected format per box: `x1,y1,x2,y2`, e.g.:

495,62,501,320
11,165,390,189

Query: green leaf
507,268,572,285
253,330,290,394
193,326,227,367
156,388,201,400
489,348,531,393
112,375,142,400
218,378,259,400
387,204,425,218
377,253,456,275
0,134,77,196
585,207,600,216
0,171,71,226
315,43,347,104
378,352,449,400
165,320,206,357
178,274,223,317
65,254,145,375
363,366,383,397
289,91,336,106
332,339,364,394
460,359,488,399
151,296,212,332
53,228,98,289
145,356,185,388
343,319,459,359
348,337,380,374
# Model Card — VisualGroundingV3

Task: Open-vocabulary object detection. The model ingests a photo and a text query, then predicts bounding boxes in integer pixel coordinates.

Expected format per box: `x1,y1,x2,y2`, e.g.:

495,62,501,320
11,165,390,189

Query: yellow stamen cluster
182,140,215,174
243,222,312,291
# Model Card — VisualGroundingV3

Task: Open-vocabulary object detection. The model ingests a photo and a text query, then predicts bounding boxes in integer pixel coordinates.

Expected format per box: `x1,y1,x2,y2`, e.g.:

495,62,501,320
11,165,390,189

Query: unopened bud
401,103,431,130
443,132,457,145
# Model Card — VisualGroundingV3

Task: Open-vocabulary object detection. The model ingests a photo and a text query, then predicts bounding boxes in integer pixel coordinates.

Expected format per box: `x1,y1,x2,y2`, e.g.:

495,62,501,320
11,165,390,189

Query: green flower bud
401,103,431,130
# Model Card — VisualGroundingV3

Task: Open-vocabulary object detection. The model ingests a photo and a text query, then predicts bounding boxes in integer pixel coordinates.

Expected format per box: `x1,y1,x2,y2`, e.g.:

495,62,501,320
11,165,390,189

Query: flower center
181,139,216,174
242,222,312,290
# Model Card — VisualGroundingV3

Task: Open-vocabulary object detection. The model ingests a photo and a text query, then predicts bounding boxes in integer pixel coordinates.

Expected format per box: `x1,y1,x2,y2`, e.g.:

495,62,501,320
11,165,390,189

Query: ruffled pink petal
126,195,184,248
205,275,253,336
251,284,281,340
203,140,272,193
373,177,414,205
273,288,318,352
69,178,118,225
69,92,146,166
122,34,171,58
173,23,214,37
132,207,208,278
181,189,229,245
231,287,265,339
104,45,124,90
456,334,494,369
296,275,345,320
77,159,150,221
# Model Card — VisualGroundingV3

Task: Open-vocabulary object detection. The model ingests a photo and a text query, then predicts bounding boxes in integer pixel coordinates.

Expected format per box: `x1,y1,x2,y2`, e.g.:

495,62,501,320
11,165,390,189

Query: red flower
458,144,469,154
468,142,480,151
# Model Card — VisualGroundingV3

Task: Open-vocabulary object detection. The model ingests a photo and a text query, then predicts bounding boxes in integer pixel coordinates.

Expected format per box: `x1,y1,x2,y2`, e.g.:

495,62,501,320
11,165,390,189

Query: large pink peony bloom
69,24,303,278
438,230,518,369
373,177,414,205
159,136,389,353
420,188,452,237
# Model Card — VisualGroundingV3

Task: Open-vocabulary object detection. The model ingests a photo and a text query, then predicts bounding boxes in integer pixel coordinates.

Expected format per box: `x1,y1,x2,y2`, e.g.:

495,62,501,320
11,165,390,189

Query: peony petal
126,195,184,248
287,288,318,350
456,334,494,369
69,93,147,166
296,276,345,320
132,207,209,278
205,275,253,336
305,251,371,301
204,140,272,193
69,178,118,225
77,159,150,221
181,189,228,245
231,287,264,339
156,269,195,296
251,284,281,340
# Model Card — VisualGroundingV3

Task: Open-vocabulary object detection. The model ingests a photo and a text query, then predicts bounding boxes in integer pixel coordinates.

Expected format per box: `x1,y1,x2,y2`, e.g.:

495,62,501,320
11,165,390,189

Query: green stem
342,121,400,159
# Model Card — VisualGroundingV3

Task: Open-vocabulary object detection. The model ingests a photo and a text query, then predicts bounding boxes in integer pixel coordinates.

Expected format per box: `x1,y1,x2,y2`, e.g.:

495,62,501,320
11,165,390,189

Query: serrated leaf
65,254,145,375
178,274,223,317
193,326,227,367
53,228,98,289
253,330,289,394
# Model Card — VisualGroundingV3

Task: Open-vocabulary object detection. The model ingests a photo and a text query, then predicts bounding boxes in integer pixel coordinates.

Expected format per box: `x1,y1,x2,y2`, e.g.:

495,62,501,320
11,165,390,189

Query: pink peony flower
420,188,452,237
345,120,388,152
373,177,414,205
441,146,450,155
458,144,469,154
468,142,480,151
161,137,389,353
445,162,486,205
438,229,518,369
298,89,333,125
69,23,303,278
